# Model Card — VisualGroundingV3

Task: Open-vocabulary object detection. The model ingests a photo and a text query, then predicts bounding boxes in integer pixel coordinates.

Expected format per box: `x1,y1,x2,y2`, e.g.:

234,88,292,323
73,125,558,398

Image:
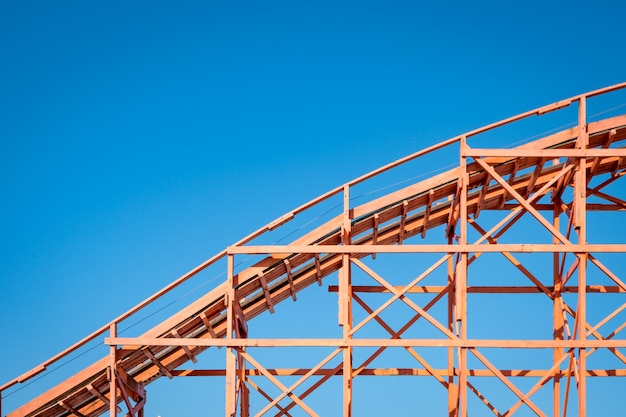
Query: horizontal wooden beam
227,244,626,255
170,368,626,377
327,285,625,294
106,337,626,349
463,148,626,158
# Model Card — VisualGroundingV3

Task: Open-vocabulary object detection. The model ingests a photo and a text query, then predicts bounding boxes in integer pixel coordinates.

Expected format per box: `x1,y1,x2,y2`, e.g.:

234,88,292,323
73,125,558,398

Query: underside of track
3,84,626,417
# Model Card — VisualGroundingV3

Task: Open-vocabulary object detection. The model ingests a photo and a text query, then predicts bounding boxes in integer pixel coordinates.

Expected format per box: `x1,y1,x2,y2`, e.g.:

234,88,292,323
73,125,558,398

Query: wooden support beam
341,184,353,417
116,366,146,401
526,157,545,198
200,311,220,341
469,348,547,417
474,175,490,219
234,301,248,338
246,379,293,417
228,243,626,254
142,348,173,379
327,285,625,294
314,254,323,286
257,271,275,313
108,323,117,417
588,129,617,184
422,189,435,237
253,349,341,417
171,329,197,363
577,96,588,417
116,371,146,417
446,182,461,239
473,157,572,245
349,257,455,339
58,401,88,417
87,384,121,413
351,292,450,389
458,137,469,417
399,200,408,244
284,259,297,301
588,189,626,209
169,368,626,377
372,213,379,259
238,350,320,417
500,159,519,209
553,164,575,202
463,147,626,158
611,158,623,177
225,254,237,417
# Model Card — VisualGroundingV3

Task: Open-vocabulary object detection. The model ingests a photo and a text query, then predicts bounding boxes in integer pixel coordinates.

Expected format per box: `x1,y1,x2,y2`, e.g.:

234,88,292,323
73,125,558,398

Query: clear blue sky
1,1,625,416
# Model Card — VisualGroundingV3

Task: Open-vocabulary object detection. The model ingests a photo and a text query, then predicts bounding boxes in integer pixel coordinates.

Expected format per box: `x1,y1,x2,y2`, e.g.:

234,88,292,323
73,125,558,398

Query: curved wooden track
3,84,626,417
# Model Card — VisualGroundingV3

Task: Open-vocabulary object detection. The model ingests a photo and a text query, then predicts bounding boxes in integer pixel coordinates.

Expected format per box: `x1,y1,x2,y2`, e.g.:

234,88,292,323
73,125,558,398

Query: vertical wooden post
457,136,468,417
109,322,117,417
576,97,588,417
226,254,237,417
341,184,353,417
553,203,563,416
447,251,457,416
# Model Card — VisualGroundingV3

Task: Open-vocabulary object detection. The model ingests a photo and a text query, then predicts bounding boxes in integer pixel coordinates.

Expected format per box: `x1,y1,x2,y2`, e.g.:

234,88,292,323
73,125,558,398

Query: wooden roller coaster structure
2,84,626,416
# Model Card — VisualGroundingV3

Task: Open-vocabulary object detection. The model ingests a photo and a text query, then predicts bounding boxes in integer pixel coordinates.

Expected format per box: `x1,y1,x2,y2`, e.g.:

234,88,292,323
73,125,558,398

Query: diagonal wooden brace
142,347,173,379
257,271,275,313
87,384,121,413
171,329,197,363
284,259,297,301
58,400,88,417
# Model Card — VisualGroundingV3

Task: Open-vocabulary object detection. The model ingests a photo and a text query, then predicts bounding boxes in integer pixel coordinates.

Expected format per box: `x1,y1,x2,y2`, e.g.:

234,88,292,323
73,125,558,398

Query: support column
236,303,250,417
226,254,237,417
575,97,588,417
340,185,353,417
109,323,118,417
447,246,457,416
553,202,564,417
457,136,468,417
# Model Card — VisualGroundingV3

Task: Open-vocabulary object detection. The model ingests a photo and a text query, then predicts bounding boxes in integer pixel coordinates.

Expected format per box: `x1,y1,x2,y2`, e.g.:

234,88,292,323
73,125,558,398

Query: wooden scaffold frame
2,83,626,417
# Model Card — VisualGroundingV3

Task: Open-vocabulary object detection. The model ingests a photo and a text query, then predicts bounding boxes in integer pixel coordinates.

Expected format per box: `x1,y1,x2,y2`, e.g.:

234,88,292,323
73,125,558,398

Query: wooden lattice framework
2,83,626,416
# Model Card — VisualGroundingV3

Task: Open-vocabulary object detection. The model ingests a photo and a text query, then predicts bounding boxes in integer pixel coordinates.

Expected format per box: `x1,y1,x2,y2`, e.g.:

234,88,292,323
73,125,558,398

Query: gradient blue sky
1,1,625,416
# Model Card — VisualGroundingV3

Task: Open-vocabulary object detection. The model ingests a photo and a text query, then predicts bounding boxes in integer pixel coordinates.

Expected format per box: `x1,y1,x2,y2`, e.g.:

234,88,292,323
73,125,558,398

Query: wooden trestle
2,84,626,416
